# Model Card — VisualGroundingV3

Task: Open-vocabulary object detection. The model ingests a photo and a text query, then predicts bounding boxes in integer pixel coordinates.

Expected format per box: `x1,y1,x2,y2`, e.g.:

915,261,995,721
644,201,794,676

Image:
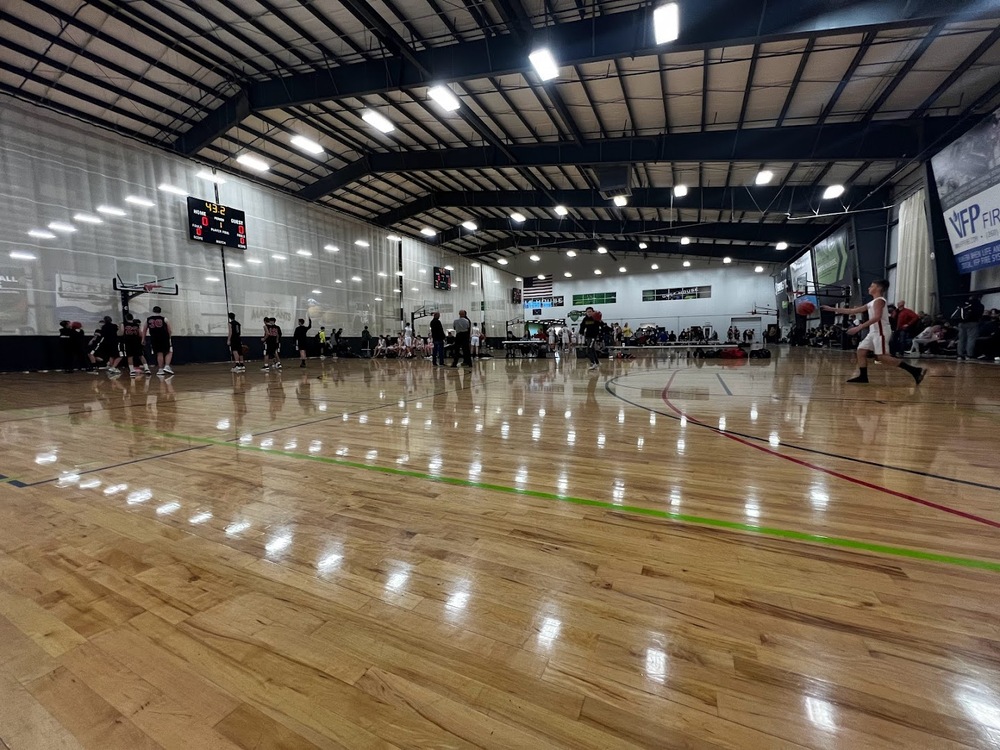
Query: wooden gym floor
0,347,998,749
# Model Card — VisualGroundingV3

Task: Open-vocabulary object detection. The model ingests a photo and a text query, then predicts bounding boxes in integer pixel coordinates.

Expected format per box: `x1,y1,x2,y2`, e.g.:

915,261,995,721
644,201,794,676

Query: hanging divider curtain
895,189,935,314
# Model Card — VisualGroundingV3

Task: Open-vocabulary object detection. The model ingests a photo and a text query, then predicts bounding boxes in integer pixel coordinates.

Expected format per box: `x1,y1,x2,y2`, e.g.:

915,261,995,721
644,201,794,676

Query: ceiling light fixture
510,212,526,223
236,153,269,172
296,249,312,256
680,236,690,245
378,271,388,277
96,205,126,216
324,244,340,252
420,227,436,236
554,205,568,216
352,276,362,282
125,196,155,207
196,170,225,184
638,242,647,249
537,274,546,280
374,297,383,301
428,84,461,112
48,221,76,232
673,184,688,197
27,229,56,239
529,48,559,81
386,234,402,241
597,246,607,254
73,213,102,224
822,184,845,200
246,259,262,264
776,241,788,251
497,258,509,265
723,256,732,264
470,262,480,267
529,254,541,262
594,269,603,275
755,266,764,273
157,183,187,196
355,239,369,247
462,221,478,231
755,170,774,185
653,2,680,44
651,263,659,270
290,134,325,154
271,254,286,260
564,271,572,277
10,251,36,260
619,266,627,273
613,195,628,207
682,260,691,267
312,289,322,293
361,110,395,133
566,250,577,257
205,276,220,282
444,265,454,270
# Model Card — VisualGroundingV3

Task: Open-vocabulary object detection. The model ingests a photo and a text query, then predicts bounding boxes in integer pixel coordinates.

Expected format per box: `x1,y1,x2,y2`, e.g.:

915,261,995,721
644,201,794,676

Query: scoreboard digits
187,197,247,249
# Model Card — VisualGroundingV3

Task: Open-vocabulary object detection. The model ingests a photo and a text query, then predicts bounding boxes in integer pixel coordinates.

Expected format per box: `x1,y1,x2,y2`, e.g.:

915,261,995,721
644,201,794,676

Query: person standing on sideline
451,309,473,367
822,279,924,385
361,325,371,355
317,326,327,359
430,312,445,365
227,312,245,372
579,307,604,370
294,316,312,367
58,321,76,372
471,323,482,358
142,306,174,376
953,293,984,361
893,300,920,355
122,312,150,376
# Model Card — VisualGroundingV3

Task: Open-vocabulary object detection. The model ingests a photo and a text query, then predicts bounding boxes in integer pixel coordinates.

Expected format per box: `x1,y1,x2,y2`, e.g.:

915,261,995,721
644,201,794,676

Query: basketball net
143,283,162,293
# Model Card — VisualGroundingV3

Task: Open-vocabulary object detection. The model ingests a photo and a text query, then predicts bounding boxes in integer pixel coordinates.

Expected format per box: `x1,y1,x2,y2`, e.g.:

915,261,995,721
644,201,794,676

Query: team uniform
229,317,245,372
145,312,174,375
294,319,311,366
857,296,890,356
263,321,282,370
121,318,147,375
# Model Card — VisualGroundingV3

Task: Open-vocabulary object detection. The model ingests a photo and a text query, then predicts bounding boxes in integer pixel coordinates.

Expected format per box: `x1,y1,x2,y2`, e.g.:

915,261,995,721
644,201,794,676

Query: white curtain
894,189,935,315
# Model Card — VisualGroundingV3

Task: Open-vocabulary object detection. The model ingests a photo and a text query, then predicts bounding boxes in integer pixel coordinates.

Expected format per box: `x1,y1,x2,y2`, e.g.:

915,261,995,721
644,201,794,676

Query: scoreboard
187,197,247,249
433,266,451,291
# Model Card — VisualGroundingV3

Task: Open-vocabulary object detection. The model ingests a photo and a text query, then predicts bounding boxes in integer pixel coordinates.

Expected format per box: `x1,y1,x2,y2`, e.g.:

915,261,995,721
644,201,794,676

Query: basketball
795,300,816,317
70,321,82,329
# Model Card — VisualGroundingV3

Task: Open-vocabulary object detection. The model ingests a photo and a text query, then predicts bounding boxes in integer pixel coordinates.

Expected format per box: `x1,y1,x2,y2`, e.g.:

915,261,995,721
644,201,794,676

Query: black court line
716,373,733,396
19,444,214,487
605,376,1000,494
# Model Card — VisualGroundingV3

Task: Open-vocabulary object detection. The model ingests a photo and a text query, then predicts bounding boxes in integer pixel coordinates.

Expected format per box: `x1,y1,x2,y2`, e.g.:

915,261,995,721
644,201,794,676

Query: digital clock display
186,197,247,249
433,266,452,291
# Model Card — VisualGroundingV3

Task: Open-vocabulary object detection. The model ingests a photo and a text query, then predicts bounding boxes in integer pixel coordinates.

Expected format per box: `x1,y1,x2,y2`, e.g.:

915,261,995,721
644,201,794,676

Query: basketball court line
651,370,1000,530
715,373,733,396
605,377,1000,494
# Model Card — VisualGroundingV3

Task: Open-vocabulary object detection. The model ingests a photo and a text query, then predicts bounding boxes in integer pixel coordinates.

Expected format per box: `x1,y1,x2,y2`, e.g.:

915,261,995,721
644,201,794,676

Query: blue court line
716,373,733,396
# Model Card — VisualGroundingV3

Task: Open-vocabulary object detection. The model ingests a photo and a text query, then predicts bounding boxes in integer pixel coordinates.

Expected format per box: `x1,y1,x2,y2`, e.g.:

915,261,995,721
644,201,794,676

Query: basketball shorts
124,341,143,358
265,340,278,356
858,330,886,355
404,336,413,347
96,342,118,361
230,336,242,352
150,338,171,355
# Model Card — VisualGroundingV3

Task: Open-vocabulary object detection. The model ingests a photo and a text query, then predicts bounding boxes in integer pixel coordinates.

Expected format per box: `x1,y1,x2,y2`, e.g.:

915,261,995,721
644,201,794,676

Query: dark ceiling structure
3,0,1000,270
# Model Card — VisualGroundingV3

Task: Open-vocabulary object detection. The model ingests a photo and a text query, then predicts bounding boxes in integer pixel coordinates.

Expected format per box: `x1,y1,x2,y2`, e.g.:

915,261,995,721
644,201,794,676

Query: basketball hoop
143,283,162,294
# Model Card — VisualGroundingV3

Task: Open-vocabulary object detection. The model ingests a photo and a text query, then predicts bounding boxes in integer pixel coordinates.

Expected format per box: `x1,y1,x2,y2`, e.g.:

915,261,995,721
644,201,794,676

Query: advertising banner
930,109,1000,273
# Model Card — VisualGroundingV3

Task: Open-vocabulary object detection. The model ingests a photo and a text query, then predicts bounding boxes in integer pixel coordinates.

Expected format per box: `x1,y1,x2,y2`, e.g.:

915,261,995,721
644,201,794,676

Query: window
642,285,711,301
572,292,617,305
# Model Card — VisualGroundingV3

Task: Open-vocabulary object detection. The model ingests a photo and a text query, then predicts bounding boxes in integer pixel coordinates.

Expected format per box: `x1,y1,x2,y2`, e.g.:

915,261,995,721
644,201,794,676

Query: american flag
523,276,553,299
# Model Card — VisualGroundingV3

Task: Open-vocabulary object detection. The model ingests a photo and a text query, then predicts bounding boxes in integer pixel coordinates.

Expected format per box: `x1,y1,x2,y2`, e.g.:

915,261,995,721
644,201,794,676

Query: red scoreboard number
186,197,248,250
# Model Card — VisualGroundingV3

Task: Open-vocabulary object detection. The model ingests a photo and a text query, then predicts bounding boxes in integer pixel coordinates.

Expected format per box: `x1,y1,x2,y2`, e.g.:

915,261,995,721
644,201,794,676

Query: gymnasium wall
0,97,519,370
527,265,777,334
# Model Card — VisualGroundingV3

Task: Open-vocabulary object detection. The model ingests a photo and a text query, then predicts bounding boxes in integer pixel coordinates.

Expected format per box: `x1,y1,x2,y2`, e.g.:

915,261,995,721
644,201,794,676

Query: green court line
136,428,1000,573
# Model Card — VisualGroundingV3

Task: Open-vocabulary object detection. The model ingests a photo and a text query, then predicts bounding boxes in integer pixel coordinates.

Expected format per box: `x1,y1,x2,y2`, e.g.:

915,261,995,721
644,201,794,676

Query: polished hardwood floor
0,347,998,749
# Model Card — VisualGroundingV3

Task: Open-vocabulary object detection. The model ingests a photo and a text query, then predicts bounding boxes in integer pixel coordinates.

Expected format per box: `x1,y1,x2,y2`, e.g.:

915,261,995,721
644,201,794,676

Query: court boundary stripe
654,371,1000,530
78,427,999,573
716,373,733,396
604,377,1000,494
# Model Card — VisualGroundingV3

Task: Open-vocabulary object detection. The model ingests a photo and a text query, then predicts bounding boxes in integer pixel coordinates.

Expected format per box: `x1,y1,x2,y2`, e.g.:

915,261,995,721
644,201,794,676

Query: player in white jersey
822,279,925,385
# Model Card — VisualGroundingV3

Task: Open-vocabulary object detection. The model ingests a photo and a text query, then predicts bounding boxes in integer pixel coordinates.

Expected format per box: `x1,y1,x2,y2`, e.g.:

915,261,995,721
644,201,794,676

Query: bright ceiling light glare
638,241,647,249
566,250,577,258
392,288,401,292
48,221,76,232
755,265,764,273
311,289,322,294
673,184,688,197
529,48,559,81
680,236,691,245
470,281,478,286
96,205,126,216
361,109,395,133
462,221,478,231
386,234,402,241
27,229,56,239
529,254,541,262
822,184,845,200
619,266,627,273
374,297,383,301
73,213,103,224
470,262,480,267
157,183,187,195
351,276,362,282
205,276,220,282
428,84,461,112
324,244,340,252
554,205,568,216
296,249,312,256
723,256,733,264
497,258,509,265
594,269,603,275
613,195,628,207
776,241,789,251
124,195,155,207
653,2,680,44
10,251,36,260
682,260,691,267
396,270,404,275
444,265,454,270
246,258,262,264
597,246,608,254
335,279,342,283
196,170,225,184
290,134,324,155
420,227,436,237
355,239,369,247
271,253,286,260
564,271,573,277
378,271,388,277
755,170,774,185
537,274,546,280
651,263,659,270
510,212,526,223
235,153,269,172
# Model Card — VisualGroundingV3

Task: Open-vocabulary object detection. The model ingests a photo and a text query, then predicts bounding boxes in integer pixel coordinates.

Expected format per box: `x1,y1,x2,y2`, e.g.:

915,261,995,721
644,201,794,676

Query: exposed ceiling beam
300,117,961,200
468,237,799,262
433,219,819,245
170,0,995,155
374,187,855,226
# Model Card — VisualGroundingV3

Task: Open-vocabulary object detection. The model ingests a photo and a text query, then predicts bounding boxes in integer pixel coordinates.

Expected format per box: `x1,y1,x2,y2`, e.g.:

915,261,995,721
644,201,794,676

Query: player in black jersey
228,312,245,372
142,305,174,376
294,317,312,367
120,312,150,377
262,317,282,371
89,316,122,375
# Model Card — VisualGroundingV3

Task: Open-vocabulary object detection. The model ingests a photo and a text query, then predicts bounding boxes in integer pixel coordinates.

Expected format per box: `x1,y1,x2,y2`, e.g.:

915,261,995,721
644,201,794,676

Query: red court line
659,371,1000,530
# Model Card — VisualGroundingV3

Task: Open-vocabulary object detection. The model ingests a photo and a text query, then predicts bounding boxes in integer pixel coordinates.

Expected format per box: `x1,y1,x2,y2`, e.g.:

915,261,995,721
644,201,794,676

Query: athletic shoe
275,362,282,369
914,368,926,385
163,366,174,375
588,363,599,370
846,376,868,383
261,365,270,371
231,366,242,372
130,369,139,377
300,361,306,368
156,369,165,377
